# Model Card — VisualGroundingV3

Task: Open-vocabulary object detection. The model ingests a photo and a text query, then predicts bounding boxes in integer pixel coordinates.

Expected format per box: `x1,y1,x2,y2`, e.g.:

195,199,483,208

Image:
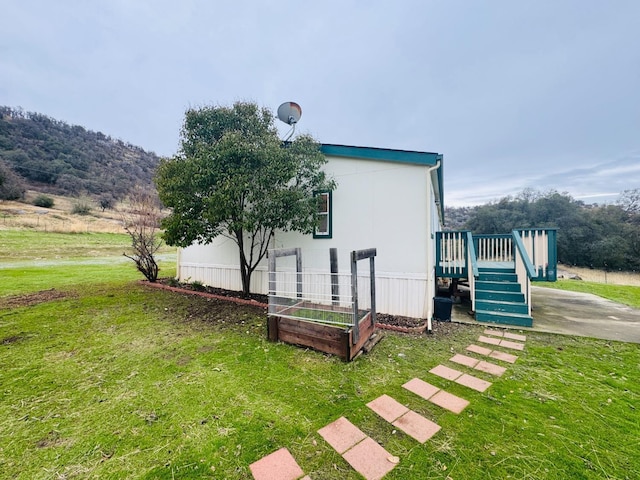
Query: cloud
1,1,639,206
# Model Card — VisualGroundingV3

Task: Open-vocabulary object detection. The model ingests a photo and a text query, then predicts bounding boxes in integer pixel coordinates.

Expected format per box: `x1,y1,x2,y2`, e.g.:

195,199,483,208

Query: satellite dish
277,102,302,126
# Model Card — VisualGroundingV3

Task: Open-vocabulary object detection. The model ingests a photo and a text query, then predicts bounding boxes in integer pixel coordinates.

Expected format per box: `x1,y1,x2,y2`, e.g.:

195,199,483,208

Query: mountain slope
0,106,161,200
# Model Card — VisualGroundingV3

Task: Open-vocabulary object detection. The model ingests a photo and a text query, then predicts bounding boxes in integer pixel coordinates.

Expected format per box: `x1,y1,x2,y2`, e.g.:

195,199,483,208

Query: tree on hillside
155,101,335,294
617,188,640,215
0,159,25,200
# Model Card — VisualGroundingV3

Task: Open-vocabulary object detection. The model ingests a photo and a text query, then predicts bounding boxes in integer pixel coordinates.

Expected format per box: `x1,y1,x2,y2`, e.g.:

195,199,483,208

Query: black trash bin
433,296,453,321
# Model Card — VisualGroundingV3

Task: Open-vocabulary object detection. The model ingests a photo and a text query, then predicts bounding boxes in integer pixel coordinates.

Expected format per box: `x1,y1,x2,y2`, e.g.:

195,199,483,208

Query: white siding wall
177,155,440,318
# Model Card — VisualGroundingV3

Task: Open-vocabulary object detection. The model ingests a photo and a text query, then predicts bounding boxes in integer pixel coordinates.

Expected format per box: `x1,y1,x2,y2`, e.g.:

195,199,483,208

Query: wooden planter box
267,311,376,361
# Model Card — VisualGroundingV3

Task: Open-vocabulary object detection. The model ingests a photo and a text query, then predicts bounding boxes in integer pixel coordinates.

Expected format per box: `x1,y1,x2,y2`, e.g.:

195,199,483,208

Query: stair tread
476,288,520,293
476,299,527,306
475,309,531,319
477,280,519,284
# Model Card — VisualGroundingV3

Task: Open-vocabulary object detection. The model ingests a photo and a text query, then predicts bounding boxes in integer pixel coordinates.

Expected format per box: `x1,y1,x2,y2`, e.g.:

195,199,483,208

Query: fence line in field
557,264,640,287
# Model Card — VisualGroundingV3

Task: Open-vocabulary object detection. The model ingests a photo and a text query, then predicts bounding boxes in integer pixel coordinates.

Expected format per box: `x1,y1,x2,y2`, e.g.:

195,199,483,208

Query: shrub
99,196,113,212
33,194,55,208
190,280,206,291
71,198,93,215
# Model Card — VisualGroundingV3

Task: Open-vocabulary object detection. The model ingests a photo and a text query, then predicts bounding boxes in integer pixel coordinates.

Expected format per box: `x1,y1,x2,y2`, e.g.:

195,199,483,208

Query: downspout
425,160,441,334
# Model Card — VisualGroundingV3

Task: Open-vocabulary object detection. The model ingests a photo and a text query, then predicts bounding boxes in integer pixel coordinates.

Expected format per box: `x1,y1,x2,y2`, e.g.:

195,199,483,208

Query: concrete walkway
453,285,640,343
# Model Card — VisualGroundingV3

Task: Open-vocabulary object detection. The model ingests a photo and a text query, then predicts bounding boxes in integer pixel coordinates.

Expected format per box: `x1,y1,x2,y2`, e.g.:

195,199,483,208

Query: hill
0,106,161,201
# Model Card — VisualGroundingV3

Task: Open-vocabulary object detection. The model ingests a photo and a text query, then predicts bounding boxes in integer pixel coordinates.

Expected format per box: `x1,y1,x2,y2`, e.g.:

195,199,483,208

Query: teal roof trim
320,144,440,166
320,143,445,226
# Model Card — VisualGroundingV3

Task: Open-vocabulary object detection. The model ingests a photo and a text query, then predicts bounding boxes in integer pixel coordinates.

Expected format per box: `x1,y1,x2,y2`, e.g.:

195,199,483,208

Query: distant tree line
448,189,640,272
0,106,160,202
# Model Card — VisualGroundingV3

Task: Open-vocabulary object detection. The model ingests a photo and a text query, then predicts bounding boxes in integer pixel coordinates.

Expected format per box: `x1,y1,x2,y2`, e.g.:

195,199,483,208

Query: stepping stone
402,378,440,400
478,335,501,346
429,389,469,414
475,360,506,376
367,394,441,444
429,364,463,381
366,395,409,423
318,417,366,454
403,378,469,414
451,353,505,376
455,373,492,392
392,410,441,443
484,329,504,337
504,332,526,341
249,447,305,480
499,339,525,351
466,344,492,356
342,437,397,480
467,343,519,363
489,350,518,363
450,353,480,368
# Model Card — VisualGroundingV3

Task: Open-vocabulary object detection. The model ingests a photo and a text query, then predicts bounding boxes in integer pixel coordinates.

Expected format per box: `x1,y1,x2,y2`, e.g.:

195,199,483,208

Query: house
176,143,445,320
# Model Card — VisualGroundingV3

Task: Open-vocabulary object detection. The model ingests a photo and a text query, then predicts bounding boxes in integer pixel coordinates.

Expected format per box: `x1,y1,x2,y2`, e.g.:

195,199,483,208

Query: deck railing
436,230,468,278
437,229,557,282
515,229,557,281
466,231,479,310
512,231,537,315
473,234,513,263
437,228,557,319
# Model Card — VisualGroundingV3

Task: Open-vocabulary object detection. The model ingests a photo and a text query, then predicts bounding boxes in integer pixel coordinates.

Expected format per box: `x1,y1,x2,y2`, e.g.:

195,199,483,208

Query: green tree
155,101,335,294
0,159,25,200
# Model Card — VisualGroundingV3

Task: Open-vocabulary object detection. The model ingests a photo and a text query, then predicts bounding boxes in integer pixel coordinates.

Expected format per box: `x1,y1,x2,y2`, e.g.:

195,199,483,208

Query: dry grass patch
558,263,640,286
1,193,125,233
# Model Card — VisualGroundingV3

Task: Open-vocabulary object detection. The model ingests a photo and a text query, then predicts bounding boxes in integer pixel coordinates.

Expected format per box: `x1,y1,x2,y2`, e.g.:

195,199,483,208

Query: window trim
313,190,332,239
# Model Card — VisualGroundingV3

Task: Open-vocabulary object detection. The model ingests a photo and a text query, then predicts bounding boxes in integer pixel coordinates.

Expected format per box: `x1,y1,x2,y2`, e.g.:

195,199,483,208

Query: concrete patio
453,285,640,343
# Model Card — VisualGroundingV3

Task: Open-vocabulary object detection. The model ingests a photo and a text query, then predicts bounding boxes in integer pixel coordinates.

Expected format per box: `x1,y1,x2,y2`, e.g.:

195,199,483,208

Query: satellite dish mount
277,102,302,141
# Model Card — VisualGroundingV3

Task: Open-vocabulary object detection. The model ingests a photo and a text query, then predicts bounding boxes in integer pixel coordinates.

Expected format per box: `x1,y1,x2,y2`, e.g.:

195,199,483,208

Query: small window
313,191,332,238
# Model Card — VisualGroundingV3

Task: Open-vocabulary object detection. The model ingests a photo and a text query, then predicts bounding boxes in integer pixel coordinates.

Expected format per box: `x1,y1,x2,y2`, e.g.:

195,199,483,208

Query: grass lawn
538,279,640,309
1,230,639,479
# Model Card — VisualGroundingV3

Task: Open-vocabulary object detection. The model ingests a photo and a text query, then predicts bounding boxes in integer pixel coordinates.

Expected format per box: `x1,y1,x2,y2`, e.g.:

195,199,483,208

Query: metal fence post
330,248,339,306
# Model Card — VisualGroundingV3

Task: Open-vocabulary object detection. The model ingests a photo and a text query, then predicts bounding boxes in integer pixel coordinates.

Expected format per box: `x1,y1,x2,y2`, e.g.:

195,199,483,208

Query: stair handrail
512,230,536,316
466,231,478,311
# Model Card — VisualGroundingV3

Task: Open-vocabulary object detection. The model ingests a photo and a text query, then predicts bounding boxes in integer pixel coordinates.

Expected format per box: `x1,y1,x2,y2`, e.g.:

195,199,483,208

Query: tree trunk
240,262,251,294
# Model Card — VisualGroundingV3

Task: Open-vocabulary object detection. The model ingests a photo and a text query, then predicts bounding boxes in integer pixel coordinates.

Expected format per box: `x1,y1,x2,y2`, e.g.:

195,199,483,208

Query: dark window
313,191,332,238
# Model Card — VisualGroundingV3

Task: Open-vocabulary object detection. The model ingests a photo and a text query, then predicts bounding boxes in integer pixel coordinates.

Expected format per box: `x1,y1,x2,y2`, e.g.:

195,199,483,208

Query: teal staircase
436,229,557,328
474,265,533,327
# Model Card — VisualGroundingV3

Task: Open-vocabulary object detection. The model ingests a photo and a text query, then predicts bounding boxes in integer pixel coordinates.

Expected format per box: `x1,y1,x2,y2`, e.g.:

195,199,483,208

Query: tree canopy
155,101,335,293
456,189,640,271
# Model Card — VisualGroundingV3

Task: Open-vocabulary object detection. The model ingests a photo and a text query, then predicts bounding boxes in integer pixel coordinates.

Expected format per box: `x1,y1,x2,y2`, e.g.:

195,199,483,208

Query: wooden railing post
350,248,377,345
350,250,359,343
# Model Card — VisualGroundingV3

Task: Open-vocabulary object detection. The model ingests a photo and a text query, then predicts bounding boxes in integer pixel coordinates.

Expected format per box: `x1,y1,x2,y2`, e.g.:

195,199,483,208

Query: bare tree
617,188,640,215
122,187,164,282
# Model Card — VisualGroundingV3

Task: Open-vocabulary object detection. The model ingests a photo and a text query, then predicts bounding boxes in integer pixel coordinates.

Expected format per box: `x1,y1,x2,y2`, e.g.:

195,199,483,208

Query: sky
1,0,639,206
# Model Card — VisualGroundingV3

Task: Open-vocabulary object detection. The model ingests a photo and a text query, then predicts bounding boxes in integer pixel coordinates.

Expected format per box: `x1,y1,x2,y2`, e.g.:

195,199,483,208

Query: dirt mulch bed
0,288,75,309
148,279,463,335
146,279,268,309
375,313,466,336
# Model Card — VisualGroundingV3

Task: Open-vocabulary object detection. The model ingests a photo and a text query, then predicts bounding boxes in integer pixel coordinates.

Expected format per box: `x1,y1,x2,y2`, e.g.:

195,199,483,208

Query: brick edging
139,281,268,309
375,322,428,334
